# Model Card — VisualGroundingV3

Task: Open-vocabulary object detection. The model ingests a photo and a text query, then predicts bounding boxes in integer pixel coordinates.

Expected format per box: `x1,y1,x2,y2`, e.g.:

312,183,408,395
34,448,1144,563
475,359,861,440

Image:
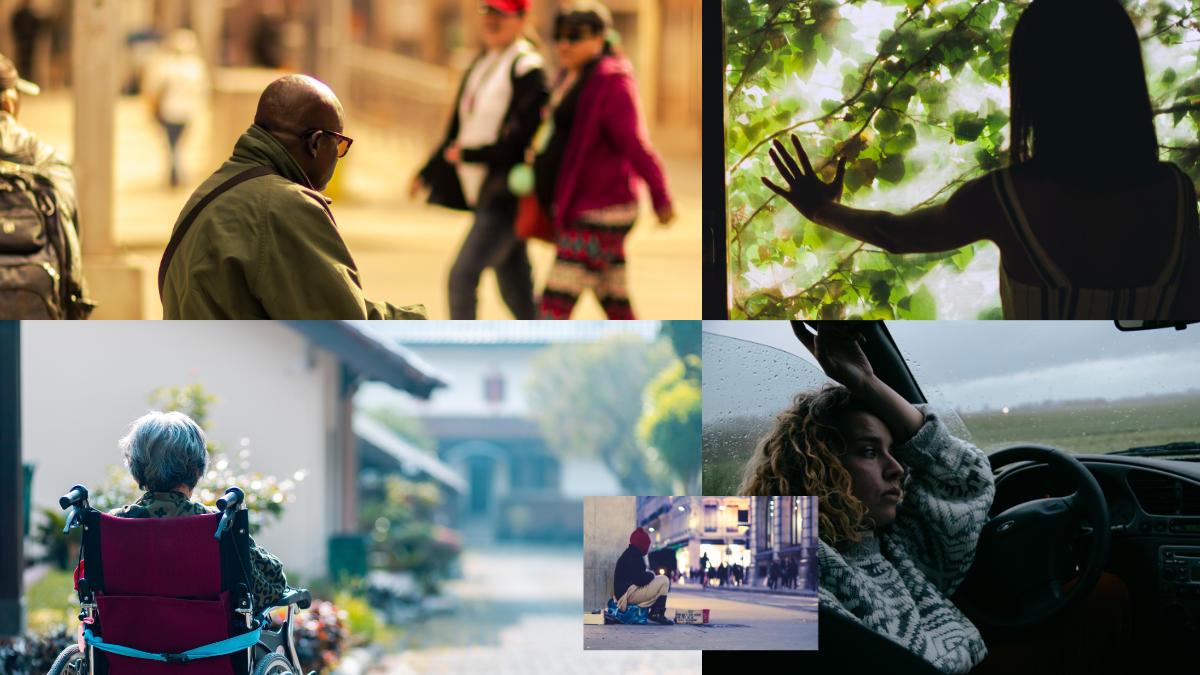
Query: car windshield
702,321,1200,494
888,321,1200,457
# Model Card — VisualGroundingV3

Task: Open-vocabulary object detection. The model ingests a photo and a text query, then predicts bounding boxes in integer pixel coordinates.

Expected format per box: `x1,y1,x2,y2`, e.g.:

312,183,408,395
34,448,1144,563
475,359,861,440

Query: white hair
119,411,208,492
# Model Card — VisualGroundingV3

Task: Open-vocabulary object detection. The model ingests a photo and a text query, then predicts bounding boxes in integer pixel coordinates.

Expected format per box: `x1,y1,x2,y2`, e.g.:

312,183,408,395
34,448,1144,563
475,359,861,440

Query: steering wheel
954,444,1110,633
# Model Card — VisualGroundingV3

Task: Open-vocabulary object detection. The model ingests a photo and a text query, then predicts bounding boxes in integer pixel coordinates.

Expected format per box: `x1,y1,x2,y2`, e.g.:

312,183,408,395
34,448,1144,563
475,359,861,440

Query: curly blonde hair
737,385,870,549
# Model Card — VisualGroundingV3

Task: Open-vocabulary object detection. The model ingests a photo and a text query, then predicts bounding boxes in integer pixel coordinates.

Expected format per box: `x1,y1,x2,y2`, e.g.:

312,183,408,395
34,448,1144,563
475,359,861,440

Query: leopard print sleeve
246,535,288,611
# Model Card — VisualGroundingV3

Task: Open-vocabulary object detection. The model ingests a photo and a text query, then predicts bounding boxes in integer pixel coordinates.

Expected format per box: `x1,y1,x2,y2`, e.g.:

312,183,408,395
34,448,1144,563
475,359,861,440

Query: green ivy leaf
897,284,937,319
878,154,906,183
953,117,985,143
875,109,902,134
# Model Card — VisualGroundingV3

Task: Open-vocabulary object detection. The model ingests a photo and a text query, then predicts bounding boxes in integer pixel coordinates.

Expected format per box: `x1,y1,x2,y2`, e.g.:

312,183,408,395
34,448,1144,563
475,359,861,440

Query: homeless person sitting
108,410,288,612
609,527,673,625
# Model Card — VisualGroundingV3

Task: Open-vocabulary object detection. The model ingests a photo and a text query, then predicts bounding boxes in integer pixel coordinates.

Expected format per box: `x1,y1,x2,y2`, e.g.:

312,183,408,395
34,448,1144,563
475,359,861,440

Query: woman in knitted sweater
739,322,995,674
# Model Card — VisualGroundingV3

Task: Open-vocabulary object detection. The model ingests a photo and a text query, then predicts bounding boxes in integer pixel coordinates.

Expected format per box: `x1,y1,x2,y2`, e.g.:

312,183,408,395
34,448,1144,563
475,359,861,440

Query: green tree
525,337,676,494
725,0,1200,319
359,475,459,596
637,355,702,494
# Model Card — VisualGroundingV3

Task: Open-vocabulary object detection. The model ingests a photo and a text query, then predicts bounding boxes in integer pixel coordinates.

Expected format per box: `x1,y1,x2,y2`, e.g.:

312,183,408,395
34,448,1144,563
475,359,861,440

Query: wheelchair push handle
214,486,244,539
59,484,89,511
59,485,90,534
216,487,244,512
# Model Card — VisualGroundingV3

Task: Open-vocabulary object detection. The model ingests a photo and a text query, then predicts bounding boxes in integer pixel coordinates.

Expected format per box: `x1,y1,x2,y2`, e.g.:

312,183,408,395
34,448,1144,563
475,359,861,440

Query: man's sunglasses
304,128,353,157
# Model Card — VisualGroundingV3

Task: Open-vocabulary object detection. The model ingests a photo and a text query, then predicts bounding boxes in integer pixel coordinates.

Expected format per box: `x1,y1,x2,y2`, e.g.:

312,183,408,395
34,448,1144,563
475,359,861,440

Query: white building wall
21,321,337,579
359,344,536,418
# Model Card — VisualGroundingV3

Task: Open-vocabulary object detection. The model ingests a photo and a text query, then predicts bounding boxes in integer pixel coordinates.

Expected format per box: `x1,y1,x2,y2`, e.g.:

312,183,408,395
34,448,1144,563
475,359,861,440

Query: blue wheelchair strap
84,625,262,663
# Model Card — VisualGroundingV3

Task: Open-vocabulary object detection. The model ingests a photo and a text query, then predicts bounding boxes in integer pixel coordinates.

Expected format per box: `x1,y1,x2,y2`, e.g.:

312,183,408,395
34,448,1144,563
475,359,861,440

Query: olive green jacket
160,124,425,319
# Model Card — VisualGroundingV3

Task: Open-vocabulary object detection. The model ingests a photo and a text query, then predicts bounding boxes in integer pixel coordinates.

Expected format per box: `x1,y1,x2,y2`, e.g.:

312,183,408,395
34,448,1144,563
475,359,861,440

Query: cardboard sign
673,609,710,624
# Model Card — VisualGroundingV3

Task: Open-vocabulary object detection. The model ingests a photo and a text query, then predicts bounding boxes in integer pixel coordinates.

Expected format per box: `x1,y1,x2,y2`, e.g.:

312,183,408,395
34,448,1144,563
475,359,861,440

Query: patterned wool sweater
819,409,995,674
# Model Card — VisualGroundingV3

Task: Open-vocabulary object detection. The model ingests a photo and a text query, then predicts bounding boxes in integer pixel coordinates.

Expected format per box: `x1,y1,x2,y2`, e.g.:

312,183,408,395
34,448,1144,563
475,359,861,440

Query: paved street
370,545,701,674
584,585,818,651
24,90,700,319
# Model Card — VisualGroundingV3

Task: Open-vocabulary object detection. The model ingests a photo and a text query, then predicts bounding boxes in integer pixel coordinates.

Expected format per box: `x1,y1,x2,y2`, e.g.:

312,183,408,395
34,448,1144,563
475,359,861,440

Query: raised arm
762,134,995,254
792,321,923,443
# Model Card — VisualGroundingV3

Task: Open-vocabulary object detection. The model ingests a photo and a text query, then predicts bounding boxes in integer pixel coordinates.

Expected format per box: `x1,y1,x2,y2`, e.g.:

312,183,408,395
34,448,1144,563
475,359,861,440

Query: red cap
483,0,530,14
630,527,651,554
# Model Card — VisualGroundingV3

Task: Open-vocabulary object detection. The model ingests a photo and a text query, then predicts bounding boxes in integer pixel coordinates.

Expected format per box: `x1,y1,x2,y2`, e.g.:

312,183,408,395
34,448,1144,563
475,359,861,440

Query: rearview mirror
1114,320,1197,331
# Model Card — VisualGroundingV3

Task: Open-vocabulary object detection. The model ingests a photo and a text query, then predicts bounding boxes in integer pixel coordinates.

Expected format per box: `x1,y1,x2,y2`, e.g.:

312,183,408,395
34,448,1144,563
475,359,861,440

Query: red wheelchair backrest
82,511,249,675
98,512,223,598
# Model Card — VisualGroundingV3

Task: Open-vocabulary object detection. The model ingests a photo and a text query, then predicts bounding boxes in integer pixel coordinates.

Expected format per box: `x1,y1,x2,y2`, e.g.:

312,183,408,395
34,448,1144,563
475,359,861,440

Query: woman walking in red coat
533,1,674,319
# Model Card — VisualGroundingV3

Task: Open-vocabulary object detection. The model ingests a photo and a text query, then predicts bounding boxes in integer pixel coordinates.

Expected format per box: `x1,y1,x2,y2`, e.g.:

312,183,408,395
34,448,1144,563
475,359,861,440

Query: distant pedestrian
768,559,779,590
534,1,674,319
143,29,209,188
415,0,547,319
10,1,38,81
610,527,673,625
699,552,710,589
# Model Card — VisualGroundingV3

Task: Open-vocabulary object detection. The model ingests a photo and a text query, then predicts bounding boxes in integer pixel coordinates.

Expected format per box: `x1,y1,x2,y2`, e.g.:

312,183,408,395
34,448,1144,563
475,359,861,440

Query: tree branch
728,4,791,103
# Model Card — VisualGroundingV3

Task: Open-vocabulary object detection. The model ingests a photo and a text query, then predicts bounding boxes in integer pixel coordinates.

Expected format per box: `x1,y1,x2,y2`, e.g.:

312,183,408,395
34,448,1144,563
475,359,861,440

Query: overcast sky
702,321,1200,412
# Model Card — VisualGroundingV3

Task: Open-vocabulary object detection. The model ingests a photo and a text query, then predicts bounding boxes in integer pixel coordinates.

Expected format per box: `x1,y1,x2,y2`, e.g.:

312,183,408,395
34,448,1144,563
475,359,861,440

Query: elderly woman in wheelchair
48,411,314,675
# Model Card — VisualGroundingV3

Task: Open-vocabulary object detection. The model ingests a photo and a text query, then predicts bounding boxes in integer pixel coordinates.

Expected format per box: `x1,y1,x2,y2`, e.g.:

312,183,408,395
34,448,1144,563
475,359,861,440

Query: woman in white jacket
414,0,548,319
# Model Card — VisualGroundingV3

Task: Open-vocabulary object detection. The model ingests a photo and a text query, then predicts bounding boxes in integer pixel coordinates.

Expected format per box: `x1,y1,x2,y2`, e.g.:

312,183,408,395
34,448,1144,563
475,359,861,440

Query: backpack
0,169,83,319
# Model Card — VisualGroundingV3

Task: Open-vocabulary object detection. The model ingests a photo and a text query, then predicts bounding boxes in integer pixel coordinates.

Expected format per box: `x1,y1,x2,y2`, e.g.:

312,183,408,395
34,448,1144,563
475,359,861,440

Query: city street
370,544,702,675
23,90,700,319
583,585,818,651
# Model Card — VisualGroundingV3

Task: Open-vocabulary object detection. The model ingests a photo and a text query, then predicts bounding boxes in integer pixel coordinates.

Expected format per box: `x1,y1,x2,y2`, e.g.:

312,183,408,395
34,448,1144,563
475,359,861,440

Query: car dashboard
992,454,1200,659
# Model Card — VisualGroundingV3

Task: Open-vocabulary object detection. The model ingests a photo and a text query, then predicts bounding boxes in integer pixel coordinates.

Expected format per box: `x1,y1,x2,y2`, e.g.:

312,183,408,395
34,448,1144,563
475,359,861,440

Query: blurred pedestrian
0,53,91,318
159,74,426,319
533,1,674,319
699,551,709,589
414,0,547,319
768,558,779,590
10,0,38,80
143,29,209,188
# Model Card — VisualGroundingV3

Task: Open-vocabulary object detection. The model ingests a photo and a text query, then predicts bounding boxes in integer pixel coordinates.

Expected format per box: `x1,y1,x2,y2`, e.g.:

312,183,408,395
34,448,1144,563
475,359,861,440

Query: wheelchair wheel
252,653,295,675
46,644,85,675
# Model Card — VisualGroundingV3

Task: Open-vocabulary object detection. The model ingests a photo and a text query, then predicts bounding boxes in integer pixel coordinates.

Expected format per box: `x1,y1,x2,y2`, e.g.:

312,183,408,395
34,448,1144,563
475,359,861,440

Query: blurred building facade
357,321,659,543
637,496,751,581
635,496,819,591
33,0,698,133
749,496,819,591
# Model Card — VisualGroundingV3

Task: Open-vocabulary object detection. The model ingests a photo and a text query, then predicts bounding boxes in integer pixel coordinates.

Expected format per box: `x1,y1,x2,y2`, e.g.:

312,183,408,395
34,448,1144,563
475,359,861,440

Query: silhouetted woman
763,0,1200,319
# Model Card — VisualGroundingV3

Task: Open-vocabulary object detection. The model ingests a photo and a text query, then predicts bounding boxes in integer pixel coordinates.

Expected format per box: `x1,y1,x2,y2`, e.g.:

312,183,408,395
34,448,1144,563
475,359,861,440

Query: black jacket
613,545,655,598
418,41,548,217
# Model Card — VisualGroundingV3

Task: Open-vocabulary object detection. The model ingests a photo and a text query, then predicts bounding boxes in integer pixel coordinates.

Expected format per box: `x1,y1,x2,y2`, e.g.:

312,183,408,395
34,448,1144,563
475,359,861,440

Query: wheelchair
47,484,314,675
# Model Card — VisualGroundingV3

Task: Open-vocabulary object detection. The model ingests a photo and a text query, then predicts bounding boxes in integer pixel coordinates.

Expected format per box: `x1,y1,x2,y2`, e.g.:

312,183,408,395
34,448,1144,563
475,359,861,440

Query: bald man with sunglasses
159,74,425,319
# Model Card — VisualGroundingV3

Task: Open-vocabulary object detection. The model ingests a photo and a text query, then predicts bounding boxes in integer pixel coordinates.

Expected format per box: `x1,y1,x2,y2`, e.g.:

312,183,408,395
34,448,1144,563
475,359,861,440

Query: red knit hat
630,527,651,554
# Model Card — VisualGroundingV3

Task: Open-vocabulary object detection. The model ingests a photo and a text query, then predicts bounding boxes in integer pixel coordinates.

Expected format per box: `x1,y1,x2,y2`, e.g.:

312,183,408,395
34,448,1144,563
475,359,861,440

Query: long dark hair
1009,0,1158,179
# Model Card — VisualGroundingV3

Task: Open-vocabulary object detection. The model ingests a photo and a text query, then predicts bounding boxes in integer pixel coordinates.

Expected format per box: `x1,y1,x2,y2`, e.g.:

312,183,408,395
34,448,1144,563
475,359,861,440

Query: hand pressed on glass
760,134,846,221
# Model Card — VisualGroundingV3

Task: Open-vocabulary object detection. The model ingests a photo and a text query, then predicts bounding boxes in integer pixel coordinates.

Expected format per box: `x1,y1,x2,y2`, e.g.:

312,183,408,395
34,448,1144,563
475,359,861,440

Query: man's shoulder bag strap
157,165,275,299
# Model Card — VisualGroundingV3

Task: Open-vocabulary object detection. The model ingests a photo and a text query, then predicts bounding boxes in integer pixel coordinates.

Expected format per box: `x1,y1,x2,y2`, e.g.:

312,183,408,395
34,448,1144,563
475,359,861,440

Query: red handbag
514,194,554,243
